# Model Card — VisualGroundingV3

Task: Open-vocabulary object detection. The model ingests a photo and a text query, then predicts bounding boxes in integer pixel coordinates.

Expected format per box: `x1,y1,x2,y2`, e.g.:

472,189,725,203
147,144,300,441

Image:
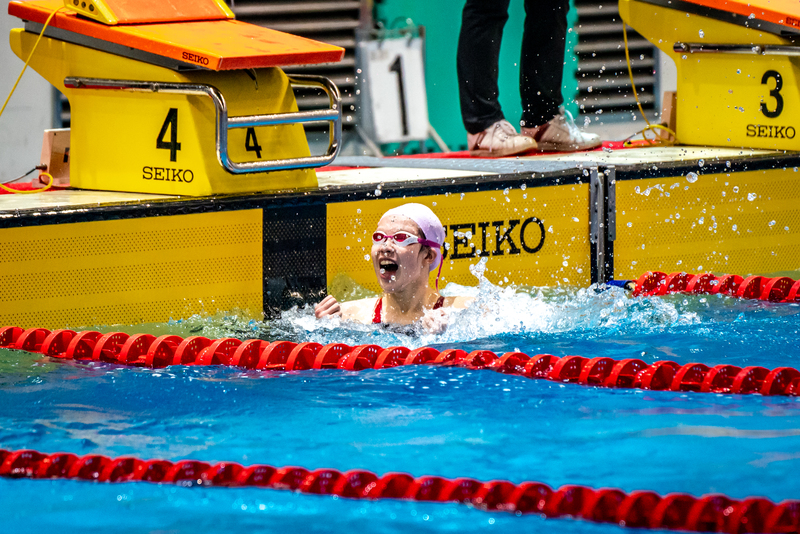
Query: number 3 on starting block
678,57,800,150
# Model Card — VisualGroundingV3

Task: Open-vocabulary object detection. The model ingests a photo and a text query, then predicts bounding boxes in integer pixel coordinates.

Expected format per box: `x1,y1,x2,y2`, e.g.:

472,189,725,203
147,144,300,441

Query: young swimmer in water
315,203,472,333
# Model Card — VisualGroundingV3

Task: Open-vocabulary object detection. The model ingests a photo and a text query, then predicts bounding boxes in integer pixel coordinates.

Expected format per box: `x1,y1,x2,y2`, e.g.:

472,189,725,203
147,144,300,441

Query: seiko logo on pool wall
746,124,796,139
441,217,545,260
142,166,194,183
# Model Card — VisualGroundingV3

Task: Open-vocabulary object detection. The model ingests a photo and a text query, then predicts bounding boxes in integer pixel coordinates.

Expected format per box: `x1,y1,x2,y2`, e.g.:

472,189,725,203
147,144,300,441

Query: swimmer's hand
421,307,448,334
315,295,342,319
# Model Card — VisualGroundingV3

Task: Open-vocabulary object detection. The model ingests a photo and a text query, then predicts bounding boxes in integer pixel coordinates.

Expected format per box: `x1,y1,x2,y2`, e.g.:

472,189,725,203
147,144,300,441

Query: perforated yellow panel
0,210,263,328
326,184,590,297
615,168,800,279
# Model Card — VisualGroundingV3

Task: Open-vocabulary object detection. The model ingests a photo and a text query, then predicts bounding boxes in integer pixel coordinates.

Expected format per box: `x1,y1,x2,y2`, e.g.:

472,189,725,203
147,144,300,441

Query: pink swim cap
382,203,445,272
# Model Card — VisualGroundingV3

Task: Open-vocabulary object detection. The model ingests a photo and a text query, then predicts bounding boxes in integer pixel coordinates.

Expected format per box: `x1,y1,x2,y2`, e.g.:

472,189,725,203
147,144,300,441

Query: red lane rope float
3,325,800,397
0,448,797,533
632,271,800,303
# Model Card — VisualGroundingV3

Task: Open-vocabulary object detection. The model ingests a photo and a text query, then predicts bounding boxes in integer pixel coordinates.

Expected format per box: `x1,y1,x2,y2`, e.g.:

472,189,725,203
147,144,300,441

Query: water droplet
785,226,790,231
627,222,632,227
747,192,757,201
572,217,579,222
374,189,382,196
698,159,704,167
732,224,738,231
699,29,704,38
769,220,776,226
363,254,370,261
520,183,527,190
733,186,739,193
748,12,755,19
737,69,741,74
686,172,698,183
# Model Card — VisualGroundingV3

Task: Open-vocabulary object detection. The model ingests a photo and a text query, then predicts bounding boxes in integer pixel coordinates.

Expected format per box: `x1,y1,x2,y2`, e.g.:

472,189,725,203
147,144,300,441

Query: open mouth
379,260,398,273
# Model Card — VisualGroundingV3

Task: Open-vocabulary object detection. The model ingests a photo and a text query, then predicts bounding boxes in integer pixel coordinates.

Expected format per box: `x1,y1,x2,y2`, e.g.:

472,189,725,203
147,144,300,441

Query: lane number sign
358,36,429,143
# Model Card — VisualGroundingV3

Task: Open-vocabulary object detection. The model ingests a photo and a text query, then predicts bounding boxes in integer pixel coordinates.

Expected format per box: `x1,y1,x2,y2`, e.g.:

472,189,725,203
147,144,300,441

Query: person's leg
519,0,601,151
519,0,568,128
457,0,511,134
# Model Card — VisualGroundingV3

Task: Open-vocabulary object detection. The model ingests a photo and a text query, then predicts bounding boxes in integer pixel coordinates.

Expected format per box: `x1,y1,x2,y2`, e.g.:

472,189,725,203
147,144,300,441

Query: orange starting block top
8,0,345,71
653,0,800,34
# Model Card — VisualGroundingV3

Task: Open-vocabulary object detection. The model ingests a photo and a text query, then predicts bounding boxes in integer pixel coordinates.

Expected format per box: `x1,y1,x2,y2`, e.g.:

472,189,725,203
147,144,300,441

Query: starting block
7,0,345,196
621,0,800,150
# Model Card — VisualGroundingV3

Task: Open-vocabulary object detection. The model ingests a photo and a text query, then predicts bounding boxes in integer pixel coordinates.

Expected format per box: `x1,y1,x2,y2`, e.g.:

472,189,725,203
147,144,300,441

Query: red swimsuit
372,296,445,324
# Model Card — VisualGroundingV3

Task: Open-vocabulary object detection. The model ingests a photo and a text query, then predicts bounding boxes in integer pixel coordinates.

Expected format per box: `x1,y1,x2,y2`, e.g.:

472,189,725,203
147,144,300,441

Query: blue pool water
2,278,800,533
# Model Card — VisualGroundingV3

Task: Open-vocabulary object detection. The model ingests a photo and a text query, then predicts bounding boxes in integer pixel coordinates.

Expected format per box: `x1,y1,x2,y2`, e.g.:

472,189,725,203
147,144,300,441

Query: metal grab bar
674,42,800,56
63,75,342,175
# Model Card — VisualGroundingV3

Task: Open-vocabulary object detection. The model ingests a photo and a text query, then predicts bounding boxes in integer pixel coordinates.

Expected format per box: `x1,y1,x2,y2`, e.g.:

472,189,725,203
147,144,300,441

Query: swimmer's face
372,214,435,294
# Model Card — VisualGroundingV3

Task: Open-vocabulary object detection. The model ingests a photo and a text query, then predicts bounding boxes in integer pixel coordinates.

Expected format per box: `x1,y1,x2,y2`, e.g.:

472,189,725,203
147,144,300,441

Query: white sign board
358,36,429,144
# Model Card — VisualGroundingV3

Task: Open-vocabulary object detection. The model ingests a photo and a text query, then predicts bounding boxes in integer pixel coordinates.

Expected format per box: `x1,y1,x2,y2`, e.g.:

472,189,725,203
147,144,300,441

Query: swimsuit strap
373,295,444,325
372,297,383,324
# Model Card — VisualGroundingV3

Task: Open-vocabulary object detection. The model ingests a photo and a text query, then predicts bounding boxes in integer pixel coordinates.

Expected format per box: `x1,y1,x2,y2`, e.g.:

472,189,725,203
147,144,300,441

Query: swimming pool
2,275,800,533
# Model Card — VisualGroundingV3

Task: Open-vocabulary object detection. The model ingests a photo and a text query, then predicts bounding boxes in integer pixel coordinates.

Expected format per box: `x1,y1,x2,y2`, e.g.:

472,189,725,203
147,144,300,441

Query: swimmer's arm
314,295,341,318
421,296,473,334
339,298,375,323
444,295,475,309
315,295,375,324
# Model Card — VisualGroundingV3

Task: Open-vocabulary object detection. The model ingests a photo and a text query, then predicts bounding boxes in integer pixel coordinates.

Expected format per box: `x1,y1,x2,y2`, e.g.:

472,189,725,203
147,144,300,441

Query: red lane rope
1,447,797,533
633,271,800,302
2,326,800,397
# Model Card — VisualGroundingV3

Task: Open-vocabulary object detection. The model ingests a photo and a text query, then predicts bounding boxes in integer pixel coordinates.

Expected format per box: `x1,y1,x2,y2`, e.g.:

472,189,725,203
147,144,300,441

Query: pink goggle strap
434,256,443,292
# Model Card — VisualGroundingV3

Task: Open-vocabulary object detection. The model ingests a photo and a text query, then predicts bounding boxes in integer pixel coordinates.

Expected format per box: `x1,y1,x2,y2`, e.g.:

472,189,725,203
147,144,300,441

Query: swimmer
315,203,472,333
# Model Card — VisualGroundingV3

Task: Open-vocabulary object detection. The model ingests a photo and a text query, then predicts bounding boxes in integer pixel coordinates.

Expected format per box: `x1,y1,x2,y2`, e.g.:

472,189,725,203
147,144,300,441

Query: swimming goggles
372,231,440,248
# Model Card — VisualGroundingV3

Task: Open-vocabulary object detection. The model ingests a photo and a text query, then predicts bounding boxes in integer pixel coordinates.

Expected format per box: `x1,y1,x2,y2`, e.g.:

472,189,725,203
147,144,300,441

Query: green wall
374,0,578,151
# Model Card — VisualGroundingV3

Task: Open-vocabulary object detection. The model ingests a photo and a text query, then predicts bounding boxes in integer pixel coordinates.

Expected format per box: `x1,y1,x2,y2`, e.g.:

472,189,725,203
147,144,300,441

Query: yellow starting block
621,0,800,151
7,0,345,196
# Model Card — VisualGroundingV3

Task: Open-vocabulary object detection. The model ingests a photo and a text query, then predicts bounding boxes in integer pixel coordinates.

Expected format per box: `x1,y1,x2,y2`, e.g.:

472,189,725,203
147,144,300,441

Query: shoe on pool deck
521,109,602,152
467,119,537,157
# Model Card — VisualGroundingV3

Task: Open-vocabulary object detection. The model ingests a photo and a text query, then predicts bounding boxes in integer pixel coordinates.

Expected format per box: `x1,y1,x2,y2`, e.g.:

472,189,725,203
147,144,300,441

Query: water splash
270,258,701,349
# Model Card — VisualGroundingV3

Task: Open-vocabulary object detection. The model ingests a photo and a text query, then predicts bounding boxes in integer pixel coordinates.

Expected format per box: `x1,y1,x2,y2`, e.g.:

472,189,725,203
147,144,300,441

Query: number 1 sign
357,34,430,144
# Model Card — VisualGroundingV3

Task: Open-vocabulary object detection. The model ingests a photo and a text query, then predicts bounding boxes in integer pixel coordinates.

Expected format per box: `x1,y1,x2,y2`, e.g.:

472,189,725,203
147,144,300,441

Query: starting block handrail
674,42,800,56
63,75,342,175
